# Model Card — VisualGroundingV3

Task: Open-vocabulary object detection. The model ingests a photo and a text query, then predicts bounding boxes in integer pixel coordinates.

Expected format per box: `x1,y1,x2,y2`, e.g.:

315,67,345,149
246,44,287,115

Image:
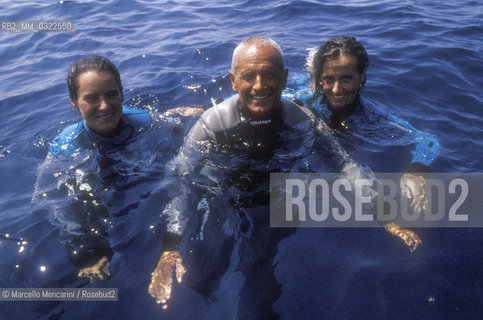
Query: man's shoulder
199,95,239,129
186,95,240,142
200,95,237,117
280,98,317,126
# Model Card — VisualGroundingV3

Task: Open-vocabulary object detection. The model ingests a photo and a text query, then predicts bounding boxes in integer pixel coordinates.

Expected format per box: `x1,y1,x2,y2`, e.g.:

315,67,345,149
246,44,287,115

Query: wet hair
67,56,123,102
304,47,317,73
231,36,285,73
312,35,369,100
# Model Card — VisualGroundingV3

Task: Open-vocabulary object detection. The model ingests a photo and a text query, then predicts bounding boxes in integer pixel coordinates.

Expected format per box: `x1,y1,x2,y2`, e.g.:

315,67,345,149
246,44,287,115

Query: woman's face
319,53,366,112
71,71,123,137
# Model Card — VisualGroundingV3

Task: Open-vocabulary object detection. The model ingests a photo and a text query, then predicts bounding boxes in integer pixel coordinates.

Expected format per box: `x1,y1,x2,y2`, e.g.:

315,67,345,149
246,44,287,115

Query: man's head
229,37,288,121
311,36,369,113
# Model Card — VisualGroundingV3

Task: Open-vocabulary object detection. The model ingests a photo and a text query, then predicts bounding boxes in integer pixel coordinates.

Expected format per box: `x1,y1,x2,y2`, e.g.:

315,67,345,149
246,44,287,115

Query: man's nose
253,74,265,90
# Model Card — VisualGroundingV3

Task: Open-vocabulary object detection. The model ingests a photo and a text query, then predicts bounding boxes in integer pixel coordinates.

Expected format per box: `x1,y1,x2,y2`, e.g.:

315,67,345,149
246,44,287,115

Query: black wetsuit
159,95,350,319
161,95,349,237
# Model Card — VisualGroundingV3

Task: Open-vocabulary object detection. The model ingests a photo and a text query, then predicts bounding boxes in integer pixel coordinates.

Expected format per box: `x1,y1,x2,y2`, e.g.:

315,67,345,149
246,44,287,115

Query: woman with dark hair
289,36,441,251
307,36,439,169
52,55,152,157
312,35,369,119
34,56,153,282
36,55,203,282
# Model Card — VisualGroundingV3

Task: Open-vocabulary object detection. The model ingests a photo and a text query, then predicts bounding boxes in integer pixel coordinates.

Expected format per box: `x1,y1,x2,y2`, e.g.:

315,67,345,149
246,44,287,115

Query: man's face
229,46,288,120
71,70,123,137
320,53,366,112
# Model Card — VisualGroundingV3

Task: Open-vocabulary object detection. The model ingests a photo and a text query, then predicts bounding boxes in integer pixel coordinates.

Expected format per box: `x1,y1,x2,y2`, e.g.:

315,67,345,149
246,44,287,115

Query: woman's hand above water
78,256,110,281
385,222,422,252
400,173,427,214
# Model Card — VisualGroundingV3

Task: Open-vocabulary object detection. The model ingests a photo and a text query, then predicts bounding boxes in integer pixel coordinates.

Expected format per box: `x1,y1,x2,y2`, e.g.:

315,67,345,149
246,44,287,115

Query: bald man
148,37,421,316
148,37,330,315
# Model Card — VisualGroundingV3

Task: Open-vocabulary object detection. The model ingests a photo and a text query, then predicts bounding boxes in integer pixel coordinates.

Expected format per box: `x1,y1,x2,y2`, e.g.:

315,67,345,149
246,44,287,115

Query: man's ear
229,71,238,92
70,99,78,109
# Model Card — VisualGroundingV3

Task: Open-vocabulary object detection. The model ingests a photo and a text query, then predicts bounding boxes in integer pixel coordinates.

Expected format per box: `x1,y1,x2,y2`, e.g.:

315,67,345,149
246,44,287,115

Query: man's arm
148,113,217,308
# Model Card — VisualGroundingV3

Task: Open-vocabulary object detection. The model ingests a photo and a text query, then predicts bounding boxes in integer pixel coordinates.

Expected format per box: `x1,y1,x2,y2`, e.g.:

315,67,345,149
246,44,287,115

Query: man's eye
343,76,353,82
264,73,278,80
108,92,120,98
241,73,255,81
84,96,97,103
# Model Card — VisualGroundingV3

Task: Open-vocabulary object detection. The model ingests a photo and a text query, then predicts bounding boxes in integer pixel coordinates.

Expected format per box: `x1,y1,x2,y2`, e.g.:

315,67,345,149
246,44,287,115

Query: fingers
409,241,418,252
385,223,422,253
401,230,422,252
175,259,186,283
148,251,185,308
400,181,412,199
401,173,427,215
412,195,427,215
409,233,422,252
163,107,204,117
149,267,173,306
78,256,110,282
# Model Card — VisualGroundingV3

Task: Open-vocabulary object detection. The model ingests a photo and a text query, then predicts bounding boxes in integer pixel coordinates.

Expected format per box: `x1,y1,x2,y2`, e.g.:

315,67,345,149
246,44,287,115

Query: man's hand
400,173,427,214
78,256,110,281
385,222,422,252
148,251,186,309
163,107,204,117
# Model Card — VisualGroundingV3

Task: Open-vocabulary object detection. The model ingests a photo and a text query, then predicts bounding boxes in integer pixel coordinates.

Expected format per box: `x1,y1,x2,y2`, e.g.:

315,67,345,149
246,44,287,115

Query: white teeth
252,95,268,100
98,113,114,119
333,95,345,99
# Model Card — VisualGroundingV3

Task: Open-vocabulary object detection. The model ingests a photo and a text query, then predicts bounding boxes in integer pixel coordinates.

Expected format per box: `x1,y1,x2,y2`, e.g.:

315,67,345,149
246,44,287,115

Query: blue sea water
0,0,482,319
